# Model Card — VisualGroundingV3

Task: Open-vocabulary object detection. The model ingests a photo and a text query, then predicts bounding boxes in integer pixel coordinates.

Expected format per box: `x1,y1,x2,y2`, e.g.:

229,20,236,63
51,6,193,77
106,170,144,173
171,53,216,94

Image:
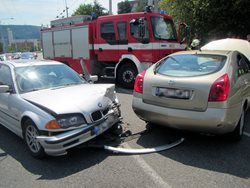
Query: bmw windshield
15,64,85,93
151,16,177,41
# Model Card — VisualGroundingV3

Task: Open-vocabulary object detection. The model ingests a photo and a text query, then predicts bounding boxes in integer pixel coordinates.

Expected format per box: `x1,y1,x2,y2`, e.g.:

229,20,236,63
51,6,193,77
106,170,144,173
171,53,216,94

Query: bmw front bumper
37,112,121,156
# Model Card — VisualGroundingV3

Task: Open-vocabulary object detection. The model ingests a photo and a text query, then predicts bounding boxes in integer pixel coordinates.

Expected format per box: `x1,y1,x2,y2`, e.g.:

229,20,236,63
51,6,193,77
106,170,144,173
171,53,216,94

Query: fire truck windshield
151,16,177,41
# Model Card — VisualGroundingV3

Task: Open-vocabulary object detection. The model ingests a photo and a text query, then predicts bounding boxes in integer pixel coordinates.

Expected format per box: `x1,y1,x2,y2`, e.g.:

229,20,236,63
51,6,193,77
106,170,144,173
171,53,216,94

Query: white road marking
243,131,250,137
123,143,171,188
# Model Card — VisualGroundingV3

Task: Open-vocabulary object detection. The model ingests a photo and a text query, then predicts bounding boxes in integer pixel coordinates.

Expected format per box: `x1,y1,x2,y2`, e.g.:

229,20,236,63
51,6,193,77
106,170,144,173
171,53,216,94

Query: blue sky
0,0,123,26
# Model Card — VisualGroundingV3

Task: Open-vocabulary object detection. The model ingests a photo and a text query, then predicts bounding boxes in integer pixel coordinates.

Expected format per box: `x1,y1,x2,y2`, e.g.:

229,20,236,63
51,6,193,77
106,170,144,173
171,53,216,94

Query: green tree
73,0,108,17
136,0,148,12
160,0,250,44
118,0,132,14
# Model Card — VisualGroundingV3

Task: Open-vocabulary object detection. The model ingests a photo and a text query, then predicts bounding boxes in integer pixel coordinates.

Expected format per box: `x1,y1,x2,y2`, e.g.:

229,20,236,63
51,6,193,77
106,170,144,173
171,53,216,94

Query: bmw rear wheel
23,119,45,158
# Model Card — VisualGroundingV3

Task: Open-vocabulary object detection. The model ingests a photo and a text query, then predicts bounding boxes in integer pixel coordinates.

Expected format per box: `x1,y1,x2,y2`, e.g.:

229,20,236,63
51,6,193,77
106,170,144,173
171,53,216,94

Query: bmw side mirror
0,85,10,93
88,75,98,83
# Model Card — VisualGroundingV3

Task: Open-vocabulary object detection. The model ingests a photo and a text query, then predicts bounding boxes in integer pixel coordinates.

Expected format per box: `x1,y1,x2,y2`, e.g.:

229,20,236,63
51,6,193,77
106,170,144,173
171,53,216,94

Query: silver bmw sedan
0,60,121,158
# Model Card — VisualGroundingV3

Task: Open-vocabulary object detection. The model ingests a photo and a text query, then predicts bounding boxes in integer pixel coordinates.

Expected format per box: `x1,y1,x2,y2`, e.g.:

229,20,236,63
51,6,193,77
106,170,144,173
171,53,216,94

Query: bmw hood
21,84,117,115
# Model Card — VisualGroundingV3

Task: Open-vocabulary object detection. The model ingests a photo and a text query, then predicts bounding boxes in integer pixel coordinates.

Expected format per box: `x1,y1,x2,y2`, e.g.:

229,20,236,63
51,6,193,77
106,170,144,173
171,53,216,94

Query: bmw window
0,64,13,86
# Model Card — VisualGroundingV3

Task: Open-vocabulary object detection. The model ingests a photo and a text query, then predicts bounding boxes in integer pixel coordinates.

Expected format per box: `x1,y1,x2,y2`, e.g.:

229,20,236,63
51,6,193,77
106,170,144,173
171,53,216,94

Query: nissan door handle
99,48,103,52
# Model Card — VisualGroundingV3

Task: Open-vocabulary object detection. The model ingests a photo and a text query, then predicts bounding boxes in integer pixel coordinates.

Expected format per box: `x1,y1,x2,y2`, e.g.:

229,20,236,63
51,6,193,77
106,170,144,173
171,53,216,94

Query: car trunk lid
142,71,213,111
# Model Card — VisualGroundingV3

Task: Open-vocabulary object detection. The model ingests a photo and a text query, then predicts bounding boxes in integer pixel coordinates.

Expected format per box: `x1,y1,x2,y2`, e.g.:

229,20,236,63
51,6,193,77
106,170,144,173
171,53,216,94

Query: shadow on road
0,125,109,180
135,121,250,179
1,119,249,180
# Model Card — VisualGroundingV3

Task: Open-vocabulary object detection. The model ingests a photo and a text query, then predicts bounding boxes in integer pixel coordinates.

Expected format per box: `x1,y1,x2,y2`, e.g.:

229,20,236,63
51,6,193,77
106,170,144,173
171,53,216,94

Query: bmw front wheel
23,119,45,158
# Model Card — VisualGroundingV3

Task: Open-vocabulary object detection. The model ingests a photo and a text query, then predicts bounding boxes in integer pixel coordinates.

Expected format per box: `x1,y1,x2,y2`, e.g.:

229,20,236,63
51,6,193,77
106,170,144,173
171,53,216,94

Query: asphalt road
0,80,250,188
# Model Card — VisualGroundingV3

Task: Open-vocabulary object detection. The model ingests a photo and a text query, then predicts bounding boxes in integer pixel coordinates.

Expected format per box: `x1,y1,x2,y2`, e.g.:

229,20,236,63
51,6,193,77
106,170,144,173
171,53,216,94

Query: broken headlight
57,113,86,129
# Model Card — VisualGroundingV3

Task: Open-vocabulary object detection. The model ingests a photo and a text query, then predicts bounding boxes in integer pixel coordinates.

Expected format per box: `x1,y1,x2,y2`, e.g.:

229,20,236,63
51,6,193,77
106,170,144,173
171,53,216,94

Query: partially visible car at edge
20,52,36,59
132,39,250,140
0,53,13,61
201,38,250,60
0,54,4,61
0,59,121,158
13,52,22,59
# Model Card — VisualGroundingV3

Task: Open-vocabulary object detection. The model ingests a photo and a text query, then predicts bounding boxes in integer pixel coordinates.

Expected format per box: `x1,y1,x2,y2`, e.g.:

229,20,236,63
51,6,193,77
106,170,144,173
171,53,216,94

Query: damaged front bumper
37,111,121,156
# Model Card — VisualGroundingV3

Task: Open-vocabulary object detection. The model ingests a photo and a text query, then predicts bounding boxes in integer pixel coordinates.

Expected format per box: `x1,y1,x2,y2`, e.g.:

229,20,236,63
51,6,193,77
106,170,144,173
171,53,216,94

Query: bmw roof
1,59,63,68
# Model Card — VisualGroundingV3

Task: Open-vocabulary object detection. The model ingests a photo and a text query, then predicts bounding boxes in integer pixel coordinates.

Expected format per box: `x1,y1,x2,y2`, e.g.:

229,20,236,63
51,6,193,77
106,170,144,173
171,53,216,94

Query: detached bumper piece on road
103,138,184,154
87,128,185,155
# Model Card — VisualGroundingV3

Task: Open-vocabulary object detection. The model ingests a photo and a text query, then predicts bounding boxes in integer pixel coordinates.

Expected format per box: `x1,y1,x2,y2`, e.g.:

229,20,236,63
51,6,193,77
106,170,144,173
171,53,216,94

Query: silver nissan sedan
0,60,121,158
132,39,250,141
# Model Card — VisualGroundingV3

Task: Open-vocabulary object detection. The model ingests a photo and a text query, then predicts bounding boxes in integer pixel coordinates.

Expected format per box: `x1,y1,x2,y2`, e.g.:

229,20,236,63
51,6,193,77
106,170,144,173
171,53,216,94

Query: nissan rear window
155,54,226,77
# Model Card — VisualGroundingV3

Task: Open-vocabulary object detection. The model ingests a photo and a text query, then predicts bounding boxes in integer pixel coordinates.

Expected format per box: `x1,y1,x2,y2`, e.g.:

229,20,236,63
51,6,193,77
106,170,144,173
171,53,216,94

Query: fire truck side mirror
138,18,145,38
130,17,147,41
139,24,145,38
130,19,139,25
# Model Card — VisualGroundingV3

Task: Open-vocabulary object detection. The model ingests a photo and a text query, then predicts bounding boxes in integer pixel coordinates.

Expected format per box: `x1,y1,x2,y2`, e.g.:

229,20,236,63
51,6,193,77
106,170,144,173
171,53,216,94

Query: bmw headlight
57,114,86,129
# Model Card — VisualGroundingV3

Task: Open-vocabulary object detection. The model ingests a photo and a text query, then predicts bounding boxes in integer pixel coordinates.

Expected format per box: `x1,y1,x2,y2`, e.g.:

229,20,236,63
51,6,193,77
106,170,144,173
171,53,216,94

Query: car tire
117,64,138,89
23,119,45,158
230,109,245,141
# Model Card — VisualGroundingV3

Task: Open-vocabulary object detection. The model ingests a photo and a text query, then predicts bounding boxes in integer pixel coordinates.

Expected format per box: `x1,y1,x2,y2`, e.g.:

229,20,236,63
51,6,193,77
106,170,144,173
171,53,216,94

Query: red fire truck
41,9,187,88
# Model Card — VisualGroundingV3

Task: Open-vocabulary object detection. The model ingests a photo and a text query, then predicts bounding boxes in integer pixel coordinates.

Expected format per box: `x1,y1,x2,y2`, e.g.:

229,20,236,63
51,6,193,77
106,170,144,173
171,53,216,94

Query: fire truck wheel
117,64,138,89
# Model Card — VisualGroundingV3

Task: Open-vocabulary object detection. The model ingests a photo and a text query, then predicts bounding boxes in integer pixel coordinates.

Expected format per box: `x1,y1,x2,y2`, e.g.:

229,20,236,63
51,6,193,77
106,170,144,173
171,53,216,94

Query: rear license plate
155,87,191,99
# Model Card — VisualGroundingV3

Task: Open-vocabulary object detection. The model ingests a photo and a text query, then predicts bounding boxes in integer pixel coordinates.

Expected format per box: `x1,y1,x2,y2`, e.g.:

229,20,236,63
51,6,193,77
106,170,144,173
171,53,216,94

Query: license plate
155,87,191,99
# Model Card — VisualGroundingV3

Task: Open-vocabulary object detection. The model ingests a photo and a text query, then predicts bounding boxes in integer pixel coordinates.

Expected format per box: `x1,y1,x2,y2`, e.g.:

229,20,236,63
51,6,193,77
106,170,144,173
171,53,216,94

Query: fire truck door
117,21,128,57
96,21,120,62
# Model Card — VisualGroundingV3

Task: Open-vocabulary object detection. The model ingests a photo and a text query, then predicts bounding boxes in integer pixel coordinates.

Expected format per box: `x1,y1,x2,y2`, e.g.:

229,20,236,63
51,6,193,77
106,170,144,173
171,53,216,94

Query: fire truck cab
41,11,187,88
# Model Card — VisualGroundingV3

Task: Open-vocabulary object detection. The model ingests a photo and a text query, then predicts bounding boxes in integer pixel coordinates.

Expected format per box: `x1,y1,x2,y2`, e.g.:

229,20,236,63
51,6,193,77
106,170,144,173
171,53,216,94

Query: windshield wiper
51,83,81,90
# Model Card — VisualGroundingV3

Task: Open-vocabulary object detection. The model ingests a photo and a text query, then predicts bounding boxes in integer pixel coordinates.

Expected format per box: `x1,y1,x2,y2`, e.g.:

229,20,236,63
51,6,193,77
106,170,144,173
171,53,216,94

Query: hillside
0,25,41,40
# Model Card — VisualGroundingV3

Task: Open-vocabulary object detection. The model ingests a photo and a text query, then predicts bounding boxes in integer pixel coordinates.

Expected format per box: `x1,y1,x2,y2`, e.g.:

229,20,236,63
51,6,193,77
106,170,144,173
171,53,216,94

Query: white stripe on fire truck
91,42,186,50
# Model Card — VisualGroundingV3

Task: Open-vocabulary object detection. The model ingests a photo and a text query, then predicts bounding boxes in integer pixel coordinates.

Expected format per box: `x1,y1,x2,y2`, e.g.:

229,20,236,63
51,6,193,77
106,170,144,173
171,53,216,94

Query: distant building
1,26,40,53
7,28,14,42
6,27,40,51
9,39,40,51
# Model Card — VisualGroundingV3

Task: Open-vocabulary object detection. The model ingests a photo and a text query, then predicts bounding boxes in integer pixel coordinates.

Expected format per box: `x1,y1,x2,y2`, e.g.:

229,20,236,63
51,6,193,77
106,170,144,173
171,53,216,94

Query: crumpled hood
21,84,116,116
